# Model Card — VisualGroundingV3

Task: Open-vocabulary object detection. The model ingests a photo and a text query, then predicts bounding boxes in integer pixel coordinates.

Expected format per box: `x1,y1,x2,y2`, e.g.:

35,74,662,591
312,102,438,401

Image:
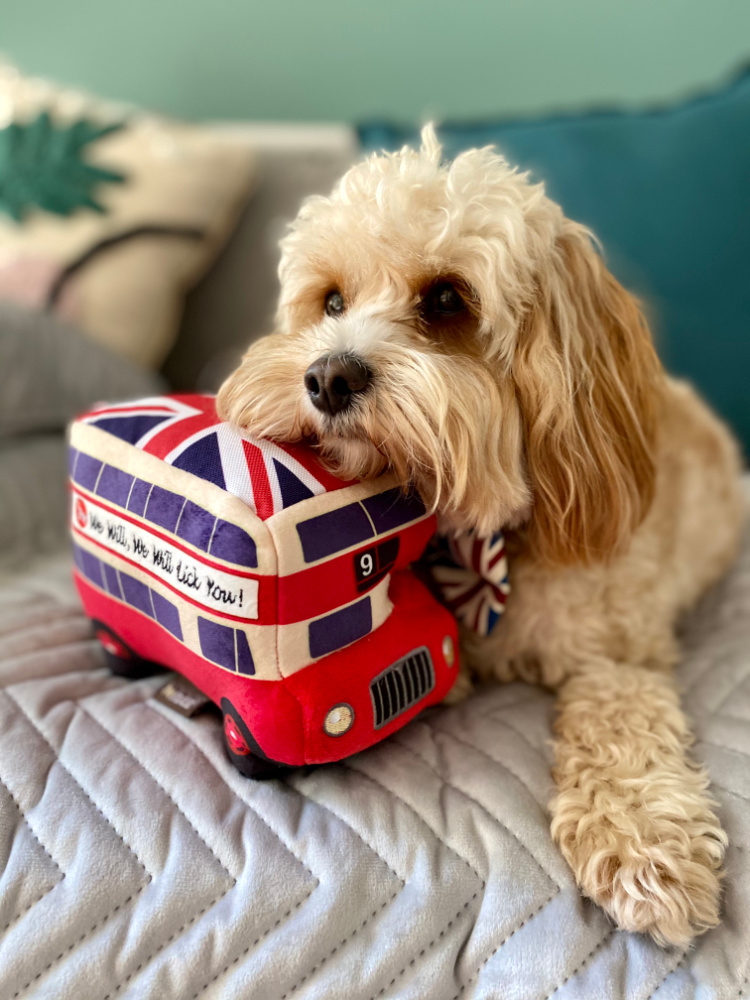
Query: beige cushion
0,64,256,367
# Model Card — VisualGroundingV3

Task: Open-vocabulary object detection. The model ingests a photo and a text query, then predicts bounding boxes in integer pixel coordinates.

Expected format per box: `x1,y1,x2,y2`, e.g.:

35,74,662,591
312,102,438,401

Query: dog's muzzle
304,354,371,416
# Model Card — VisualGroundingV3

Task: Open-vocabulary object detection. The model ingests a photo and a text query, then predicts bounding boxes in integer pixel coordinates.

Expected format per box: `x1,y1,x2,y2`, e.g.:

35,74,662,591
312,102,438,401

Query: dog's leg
550,661,726,946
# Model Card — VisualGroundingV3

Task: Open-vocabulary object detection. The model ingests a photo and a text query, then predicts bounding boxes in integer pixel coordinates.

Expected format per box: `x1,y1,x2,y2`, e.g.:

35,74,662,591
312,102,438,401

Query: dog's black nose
304,354,371,416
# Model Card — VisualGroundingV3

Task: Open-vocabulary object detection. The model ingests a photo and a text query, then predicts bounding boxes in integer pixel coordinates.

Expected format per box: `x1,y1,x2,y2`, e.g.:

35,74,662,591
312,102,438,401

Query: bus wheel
92,621,164,680
221,701,290,780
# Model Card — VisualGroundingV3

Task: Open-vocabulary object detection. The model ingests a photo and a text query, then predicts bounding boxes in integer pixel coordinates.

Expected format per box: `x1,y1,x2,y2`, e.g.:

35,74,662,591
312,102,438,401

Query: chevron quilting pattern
0,496,749,1000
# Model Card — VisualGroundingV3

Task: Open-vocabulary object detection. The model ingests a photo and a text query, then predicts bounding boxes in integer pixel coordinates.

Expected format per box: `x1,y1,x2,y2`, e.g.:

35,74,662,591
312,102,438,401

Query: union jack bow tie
429,530,510,637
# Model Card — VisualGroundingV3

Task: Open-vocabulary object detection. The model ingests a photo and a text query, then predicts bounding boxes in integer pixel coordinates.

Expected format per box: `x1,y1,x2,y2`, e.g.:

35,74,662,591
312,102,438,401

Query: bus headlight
442,635,455,667
324,703,354,736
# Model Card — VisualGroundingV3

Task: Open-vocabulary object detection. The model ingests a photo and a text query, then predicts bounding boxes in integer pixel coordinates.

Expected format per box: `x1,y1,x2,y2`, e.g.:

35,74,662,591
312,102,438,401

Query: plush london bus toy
68,394,462,778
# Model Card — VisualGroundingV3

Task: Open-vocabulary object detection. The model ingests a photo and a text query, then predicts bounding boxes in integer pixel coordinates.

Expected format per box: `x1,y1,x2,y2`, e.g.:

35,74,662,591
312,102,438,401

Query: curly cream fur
218,126,746,946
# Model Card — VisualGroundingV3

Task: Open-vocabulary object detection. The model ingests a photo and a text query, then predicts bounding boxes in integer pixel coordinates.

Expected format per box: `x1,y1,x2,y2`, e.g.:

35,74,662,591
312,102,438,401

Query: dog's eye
423,282,465,318
325,290,346,317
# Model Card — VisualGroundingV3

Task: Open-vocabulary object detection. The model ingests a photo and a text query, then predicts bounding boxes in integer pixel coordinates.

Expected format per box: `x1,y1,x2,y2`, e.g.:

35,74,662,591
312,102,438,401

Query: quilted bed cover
1,488,749,1000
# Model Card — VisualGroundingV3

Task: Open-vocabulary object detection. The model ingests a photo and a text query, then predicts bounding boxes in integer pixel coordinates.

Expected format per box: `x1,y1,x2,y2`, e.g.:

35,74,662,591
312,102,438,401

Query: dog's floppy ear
513,223,662,565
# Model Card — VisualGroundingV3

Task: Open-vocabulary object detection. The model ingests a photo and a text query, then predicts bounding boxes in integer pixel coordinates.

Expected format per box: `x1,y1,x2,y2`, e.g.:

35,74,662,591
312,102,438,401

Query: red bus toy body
69,395,459,777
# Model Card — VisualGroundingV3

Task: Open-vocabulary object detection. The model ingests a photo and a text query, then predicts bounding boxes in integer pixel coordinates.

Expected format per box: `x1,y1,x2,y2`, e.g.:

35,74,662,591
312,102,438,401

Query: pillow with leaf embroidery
0,64,256,368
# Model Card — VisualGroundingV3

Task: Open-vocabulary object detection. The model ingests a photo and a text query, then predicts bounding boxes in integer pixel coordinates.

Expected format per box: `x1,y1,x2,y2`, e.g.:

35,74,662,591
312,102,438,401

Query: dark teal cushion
359,68,750,457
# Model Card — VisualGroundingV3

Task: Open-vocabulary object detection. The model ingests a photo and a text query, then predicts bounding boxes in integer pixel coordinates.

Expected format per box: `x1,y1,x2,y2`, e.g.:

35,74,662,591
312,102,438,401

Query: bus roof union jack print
82,394,355,520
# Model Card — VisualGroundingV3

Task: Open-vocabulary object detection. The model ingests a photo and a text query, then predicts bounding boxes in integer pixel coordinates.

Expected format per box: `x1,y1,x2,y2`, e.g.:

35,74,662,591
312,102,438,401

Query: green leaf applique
0,111,127,222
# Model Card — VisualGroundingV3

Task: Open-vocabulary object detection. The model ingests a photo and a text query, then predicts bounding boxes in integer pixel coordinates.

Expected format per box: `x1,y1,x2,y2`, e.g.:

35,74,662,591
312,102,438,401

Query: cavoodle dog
218,126,745,946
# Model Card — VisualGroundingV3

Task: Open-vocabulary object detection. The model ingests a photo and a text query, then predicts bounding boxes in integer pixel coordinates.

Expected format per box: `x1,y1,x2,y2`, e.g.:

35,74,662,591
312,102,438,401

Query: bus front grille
370,647,435,729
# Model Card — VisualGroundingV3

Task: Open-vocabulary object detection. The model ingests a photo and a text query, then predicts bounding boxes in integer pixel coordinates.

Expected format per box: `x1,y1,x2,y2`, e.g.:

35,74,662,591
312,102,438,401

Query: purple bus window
119,573,155,618
235,630,255,675
152,591,183,640
127,479,152,517
198,617,236,670
103,563,123,600
296,503,374,563
80,548,104,588
209,520,257,568
308,596,373,659
145,486,185,533
96,465,135,508
75,453,103,492
176,501,216,552
361,487,426,534
72,544,84,573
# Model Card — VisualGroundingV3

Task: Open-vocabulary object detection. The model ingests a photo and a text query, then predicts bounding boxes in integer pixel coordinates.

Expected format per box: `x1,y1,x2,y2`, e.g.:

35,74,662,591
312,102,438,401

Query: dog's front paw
441,665,475,705
551,782,726,946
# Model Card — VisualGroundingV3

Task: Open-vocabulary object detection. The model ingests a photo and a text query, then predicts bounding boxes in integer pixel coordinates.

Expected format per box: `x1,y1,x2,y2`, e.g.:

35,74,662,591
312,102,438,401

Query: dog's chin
313,415,530,537
226,393,532,535
313,426,389,482
312,419,446,510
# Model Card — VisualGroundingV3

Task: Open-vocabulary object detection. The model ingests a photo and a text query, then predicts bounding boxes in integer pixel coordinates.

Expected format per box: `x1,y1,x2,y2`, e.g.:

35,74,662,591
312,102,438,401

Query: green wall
3,0,750,122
